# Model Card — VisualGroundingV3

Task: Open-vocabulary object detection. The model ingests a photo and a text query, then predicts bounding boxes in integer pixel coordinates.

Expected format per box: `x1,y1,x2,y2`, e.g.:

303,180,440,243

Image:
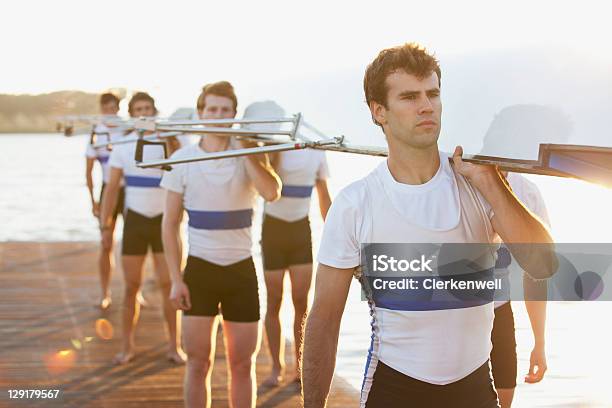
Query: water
2,134,612,406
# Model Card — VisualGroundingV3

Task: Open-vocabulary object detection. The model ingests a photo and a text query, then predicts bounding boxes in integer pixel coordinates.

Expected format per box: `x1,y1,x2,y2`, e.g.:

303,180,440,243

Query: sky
3,0,612,152
3,0,611,95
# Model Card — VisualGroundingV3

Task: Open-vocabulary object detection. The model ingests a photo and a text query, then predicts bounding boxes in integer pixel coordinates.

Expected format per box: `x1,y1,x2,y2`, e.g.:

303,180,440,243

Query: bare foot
99,296,112,311
262,370,283,387
136,291,148,308
113,351,135,365
166,349,186,365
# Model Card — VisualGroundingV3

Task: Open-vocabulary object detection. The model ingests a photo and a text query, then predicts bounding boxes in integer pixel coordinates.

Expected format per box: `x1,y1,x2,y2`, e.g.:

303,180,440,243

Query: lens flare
71,339,82,350
44,349,76,375
95,318,114,340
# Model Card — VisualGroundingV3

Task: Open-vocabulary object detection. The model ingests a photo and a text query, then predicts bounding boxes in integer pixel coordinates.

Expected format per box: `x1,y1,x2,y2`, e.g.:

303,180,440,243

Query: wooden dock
0,242,358,407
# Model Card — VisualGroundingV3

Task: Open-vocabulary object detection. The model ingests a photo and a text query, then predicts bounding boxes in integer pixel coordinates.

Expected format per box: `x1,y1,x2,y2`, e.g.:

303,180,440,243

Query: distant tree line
0,91,100,133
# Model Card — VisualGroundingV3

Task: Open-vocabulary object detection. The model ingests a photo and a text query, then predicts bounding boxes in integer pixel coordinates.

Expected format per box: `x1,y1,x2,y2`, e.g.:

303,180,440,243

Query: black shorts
100,183,125,220
261,214,312,270
366,361,499,408
490,302,518,389
121,209,163,256
183,256,260,322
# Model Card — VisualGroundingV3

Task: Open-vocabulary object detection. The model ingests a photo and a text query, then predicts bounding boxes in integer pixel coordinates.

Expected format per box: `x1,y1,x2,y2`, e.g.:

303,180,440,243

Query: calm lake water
2,134,612,407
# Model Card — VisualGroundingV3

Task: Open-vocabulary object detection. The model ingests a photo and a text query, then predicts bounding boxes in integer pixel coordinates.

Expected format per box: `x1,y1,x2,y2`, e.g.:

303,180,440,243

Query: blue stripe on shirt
366,268,495,311
281,185,313,198
187,209,253,230
124,175,162,188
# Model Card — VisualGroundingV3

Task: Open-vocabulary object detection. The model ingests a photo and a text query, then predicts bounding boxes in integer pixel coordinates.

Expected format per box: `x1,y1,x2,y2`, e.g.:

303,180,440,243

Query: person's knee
158,279,171,294
292,293,308,314
229,354,255,378
186,353,212,377
100,238,114,252
124,281,141,298
266,292,283,313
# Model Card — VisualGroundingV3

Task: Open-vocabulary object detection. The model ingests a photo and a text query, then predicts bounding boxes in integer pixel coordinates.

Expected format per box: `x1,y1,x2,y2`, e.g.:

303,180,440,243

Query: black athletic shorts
490,302,518,389
183,256,260,322
121,209,163,256
366,361,500,408
261,214,312,270
100,183,125,220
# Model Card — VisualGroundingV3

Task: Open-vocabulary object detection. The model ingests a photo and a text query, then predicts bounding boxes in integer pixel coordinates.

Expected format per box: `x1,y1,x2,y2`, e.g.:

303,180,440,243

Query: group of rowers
84,43,555,408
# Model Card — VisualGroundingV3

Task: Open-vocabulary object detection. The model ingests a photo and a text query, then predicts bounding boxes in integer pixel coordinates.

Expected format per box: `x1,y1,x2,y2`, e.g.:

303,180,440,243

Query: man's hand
92,201,100,218
452,145,500,191
237,138,259,150
525,345,547,383
169,280,192,311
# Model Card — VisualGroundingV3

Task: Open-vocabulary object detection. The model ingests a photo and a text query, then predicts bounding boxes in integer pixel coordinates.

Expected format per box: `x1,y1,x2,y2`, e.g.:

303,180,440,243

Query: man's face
100,101,119,115
130,100,155,118
198,94,236,127
371,70,442,149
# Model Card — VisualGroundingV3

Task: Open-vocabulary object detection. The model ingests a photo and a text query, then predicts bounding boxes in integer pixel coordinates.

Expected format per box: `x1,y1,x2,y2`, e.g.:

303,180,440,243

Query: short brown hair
128,92,158,116
99,92,120,107
364,43,441,109
196,81,238,112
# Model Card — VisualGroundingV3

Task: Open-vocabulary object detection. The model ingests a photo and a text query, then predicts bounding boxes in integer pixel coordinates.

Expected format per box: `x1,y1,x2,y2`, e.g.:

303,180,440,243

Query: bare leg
288,263,313,381
152,253,185,363
263,269,285,386
224,320,261,408
113,254,145,364
183,315,219,408
98,218,116,309
497,388,515,408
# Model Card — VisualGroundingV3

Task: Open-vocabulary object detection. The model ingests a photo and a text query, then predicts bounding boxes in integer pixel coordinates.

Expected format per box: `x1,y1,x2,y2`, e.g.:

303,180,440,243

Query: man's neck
200,134,230,153
387,140,440,185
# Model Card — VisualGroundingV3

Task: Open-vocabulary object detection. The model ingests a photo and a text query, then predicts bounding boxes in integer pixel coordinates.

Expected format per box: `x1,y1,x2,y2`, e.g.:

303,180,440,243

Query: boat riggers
61,112,612,188
135,116,612,188
132,114,302,142
136,137,344,169
92,131,182,150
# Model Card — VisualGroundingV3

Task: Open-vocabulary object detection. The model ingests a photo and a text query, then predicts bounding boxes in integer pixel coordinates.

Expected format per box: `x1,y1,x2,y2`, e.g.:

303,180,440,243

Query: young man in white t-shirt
85,92,124,309
302,43,557,408
100,92,183,365
162,82,281,408
242,101,333,386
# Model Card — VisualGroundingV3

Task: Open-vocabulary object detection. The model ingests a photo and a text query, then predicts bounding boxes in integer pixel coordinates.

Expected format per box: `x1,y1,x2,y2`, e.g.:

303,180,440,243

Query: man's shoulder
333,177,370,211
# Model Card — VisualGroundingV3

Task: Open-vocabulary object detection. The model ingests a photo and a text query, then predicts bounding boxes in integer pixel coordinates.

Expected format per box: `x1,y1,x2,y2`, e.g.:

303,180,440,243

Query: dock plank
0,242,358,407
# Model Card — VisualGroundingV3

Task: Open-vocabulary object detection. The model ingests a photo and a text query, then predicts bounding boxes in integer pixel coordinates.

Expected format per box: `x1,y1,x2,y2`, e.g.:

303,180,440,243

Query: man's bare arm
99,167,122,229
302,263,353,408
452,147,557,279
85,157,97,214
315,179,332,221
162,190,184,282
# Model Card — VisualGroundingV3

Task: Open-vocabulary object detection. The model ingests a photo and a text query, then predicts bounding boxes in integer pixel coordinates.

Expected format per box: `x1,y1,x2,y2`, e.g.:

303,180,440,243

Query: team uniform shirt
494,172,551,308
317,152,500,404
85,122,125,183
264,149,330,222
108,131,166,218
160,143,258,266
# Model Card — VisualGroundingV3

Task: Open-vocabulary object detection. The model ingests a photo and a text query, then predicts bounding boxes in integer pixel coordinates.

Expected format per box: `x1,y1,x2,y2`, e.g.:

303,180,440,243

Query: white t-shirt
318,152,499,399
264,149,330,222
108,132,166,217
160,143,257,266
494,172,551,308
85,123,125,183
